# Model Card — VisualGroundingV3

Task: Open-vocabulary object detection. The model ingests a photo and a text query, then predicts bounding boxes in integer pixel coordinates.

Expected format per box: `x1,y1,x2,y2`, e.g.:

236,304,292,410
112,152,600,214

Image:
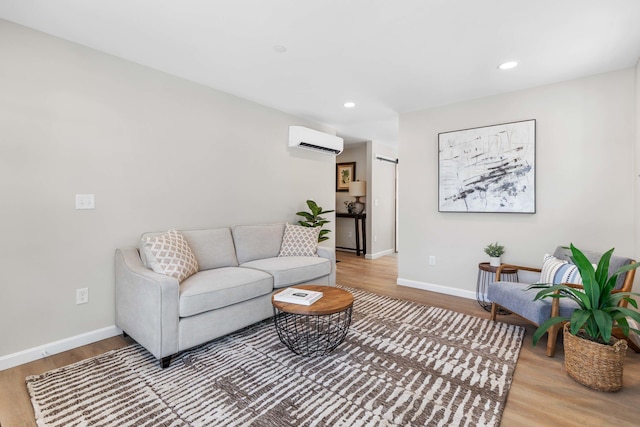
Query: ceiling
2,1,640,146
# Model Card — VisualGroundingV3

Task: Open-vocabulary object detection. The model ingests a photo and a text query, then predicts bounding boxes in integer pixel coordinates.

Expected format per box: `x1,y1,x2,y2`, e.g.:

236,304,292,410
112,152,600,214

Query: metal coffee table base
273,307,353,357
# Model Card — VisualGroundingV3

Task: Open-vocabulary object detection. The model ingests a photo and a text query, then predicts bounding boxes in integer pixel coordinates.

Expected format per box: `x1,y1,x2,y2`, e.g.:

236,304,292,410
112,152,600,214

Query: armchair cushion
552,246,633,290
540,254,584,284
487,281,580,325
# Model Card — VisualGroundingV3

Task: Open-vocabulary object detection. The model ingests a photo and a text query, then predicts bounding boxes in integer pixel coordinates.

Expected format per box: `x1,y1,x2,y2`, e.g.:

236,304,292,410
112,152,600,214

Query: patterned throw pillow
278,223,320,257
539,253,584,284
142,229,199,282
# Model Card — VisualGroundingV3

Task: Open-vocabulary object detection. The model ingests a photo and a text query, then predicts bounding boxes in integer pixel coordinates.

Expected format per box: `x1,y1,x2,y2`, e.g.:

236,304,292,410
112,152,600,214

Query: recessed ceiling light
498,61,518,70
344,102,356,108
273,45,287,53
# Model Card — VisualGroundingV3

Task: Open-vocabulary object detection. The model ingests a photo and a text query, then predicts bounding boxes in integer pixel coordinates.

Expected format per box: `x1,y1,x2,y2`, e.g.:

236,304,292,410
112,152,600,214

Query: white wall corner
0,326,122,372
365,249,396,260
397,278,476,300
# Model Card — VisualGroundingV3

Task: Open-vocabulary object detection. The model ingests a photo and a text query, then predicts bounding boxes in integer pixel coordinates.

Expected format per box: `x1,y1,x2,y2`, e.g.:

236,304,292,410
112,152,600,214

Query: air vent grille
299,142,341,154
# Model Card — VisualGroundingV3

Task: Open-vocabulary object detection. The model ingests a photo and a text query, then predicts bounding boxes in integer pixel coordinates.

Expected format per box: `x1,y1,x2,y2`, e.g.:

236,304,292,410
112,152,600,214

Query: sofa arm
115,247,180,360
317,246,336,286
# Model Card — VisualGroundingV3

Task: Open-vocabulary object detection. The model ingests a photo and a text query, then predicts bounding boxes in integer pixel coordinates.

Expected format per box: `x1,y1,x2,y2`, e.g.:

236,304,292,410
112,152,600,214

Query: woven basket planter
563,323,628,392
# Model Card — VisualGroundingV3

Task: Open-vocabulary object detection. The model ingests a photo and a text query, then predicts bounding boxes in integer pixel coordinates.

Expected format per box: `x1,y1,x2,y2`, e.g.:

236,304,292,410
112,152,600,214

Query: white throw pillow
142,229,199,282
278,223,320,257
539,253,584,284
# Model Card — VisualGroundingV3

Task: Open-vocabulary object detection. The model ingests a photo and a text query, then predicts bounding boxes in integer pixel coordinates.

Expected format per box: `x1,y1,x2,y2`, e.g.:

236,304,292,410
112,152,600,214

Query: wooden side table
477,262,518,312
272,285,354,356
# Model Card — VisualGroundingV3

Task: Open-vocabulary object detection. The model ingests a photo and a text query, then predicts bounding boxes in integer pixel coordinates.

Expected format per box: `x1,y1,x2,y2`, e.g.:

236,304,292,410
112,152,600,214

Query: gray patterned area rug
27,287,524,426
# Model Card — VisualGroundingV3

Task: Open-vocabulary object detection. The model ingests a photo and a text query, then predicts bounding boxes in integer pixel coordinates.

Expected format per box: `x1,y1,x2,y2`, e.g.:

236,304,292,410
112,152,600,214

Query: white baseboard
397,278,476,300
365,249,395,260
337,248,395,260
0,325,122,372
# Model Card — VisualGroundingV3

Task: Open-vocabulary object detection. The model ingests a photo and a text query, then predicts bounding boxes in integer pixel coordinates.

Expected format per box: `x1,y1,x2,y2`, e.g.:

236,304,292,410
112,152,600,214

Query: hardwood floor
337,252,640,426
1,252,639,426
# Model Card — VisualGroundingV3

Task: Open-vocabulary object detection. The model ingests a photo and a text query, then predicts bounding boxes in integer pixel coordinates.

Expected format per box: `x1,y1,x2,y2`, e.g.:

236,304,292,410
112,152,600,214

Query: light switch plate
75,194,95,210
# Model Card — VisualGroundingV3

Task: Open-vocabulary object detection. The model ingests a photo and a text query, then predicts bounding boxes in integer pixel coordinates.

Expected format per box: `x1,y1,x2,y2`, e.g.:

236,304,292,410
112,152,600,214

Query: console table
336,212,366,256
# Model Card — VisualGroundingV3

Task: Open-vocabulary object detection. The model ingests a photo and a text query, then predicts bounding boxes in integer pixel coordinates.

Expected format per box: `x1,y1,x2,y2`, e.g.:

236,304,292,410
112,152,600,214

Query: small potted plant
529,244,640,392
484,242,505,267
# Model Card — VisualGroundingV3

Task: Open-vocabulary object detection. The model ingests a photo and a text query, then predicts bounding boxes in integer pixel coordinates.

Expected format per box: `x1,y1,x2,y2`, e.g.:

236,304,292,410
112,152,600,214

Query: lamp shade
349,180,366,197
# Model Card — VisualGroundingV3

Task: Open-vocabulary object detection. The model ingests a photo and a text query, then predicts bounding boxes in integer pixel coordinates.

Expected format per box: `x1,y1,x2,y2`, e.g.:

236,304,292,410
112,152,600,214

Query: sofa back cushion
232,223,285,264
180,228,239,270
141,228,238,271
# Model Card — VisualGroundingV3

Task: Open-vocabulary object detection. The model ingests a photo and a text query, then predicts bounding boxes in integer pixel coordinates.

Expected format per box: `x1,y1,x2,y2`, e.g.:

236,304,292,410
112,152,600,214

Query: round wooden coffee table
272,285,353,357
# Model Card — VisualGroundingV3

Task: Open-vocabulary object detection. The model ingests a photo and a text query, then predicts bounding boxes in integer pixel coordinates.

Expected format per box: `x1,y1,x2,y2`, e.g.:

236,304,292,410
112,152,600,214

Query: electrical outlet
374,235,378,242
428,256,436,265
76,288,89,304
75,194,95,210
348,232,352,238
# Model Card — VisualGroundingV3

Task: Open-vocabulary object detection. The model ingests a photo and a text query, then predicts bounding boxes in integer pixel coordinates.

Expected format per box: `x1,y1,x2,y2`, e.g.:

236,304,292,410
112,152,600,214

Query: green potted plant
484,242,505,267
529,244,640,391
296,200,334,243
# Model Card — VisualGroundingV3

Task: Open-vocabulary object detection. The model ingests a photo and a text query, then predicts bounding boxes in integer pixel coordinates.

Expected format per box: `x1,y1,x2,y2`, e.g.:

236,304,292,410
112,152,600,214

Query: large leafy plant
296,200,334,243
530,244,640,346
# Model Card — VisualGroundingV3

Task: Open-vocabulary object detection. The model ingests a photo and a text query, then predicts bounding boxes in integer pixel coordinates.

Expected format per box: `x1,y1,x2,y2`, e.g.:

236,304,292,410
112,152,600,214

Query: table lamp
349,180,366,214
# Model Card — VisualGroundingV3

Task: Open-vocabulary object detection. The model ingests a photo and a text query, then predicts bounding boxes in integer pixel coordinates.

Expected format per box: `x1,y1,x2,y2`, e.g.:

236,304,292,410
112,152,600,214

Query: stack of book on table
274,287,323,306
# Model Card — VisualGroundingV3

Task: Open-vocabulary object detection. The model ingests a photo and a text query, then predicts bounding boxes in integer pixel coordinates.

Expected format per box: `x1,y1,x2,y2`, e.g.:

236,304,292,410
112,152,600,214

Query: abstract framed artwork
336,162,356,192
438,119,536,213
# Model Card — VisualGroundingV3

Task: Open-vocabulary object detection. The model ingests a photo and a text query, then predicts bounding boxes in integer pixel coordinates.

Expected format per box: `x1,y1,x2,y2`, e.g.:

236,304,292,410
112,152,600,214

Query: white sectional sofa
115,223,335,368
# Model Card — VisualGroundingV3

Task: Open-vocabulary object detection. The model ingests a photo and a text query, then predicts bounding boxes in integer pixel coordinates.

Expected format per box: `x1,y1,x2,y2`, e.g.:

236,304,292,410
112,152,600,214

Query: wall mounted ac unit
288,126,344,155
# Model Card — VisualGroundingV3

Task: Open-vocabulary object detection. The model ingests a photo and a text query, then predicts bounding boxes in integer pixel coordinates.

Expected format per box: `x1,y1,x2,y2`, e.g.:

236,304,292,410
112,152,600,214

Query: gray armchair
487,246,637,357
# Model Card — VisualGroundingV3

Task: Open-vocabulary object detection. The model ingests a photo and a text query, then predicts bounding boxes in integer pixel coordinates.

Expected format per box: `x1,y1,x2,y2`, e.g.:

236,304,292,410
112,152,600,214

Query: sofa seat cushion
241,256,331,288
179,267,273,317
487,281,579,325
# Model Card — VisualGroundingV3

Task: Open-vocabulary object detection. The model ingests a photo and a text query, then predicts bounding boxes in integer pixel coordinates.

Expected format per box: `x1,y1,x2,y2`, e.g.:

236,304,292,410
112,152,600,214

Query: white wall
0,20,336,358
367,141,398,258
398,69,636,296
335,142,397,257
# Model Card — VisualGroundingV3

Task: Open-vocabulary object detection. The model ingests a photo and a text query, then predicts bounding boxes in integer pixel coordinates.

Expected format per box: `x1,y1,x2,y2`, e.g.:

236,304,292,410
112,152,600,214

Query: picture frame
336,162,356,192
438,119,536,213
